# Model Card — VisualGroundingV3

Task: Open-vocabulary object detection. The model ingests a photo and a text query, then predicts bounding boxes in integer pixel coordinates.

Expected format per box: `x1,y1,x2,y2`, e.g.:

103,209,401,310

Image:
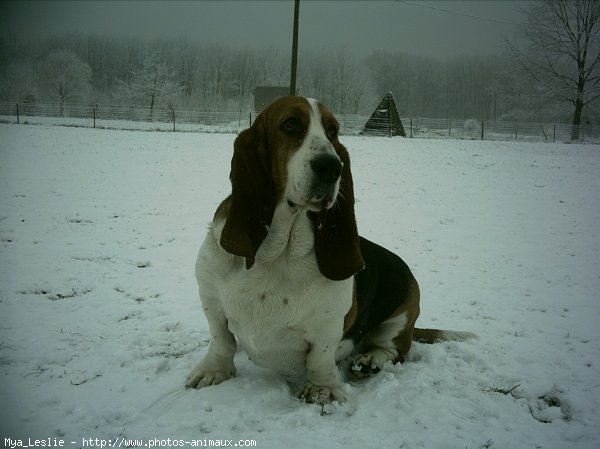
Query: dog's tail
413,328,477,344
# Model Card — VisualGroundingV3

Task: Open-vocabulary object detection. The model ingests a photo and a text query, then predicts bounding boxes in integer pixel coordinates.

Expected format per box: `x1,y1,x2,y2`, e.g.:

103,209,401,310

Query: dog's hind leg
351,277,420,376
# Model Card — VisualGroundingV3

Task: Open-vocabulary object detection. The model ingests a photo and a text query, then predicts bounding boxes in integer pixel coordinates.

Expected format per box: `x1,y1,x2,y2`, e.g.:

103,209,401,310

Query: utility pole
289,0,300,96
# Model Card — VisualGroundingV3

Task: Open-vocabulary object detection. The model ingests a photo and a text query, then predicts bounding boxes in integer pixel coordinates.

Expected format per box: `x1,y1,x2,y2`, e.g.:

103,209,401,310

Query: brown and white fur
186,96,475,405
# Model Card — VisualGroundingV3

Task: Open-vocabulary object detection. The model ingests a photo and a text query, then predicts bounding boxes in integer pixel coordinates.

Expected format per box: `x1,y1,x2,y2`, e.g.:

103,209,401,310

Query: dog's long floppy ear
312,143,364,281
220,114,275,269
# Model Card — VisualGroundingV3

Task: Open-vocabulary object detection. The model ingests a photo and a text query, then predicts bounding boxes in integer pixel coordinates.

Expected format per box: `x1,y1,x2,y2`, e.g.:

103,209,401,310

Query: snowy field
1,123,599,448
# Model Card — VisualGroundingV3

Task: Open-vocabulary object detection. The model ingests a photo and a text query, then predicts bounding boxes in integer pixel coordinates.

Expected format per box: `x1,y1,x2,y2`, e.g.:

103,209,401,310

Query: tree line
1,1,598,126
0,34,377,114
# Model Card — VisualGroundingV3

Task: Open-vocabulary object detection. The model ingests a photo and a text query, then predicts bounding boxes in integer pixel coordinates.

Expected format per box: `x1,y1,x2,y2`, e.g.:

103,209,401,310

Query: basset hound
186,96,475,405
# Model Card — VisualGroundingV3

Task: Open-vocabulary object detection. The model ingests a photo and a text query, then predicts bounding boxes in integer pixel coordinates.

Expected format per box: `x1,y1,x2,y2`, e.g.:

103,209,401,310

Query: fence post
93,104,97,128
16,102,20,124
448,118,451,137
410,117,413,138
172,108,176,132
515,122,518,140
553,124,556,143
249,112,252,127
481,120,484,140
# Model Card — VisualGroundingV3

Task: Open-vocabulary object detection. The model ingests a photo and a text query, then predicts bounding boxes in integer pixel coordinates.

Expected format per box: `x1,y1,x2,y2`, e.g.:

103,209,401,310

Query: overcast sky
2,1,533,59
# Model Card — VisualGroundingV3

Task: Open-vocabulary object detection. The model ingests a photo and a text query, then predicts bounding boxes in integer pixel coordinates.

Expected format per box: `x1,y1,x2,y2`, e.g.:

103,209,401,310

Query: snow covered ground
1,123,599,448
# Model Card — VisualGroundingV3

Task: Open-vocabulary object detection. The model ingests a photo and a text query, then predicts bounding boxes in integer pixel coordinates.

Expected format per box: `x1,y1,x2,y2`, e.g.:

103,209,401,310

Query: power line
398,0,526,27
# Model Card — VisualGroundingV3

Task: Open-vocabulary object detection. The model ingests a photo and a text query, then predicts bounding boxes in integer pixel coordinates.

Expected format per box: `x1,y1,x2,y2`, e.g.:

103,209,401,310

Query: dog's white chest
219,257,325,376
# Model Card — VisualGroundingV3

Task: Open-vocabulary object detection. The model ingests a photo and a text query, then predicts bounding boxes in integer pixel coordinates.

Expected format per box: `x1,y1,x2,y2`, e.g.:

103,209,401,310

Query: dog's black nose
310,154,342,183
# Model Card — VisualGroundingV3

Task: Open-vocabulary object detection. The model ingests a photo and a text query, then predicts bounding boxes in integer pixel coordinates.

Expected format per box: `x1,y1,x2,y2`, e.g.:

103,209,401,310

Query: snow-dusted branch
506,0,600,137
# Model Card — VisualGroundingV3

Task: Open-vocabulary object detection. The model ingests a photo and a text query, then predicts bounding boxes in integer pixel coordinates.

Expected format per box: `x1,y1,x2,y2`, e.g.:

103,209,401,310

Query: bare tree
82,35,113,97
507,0,600,139
121,51,183,115
38,49,92,104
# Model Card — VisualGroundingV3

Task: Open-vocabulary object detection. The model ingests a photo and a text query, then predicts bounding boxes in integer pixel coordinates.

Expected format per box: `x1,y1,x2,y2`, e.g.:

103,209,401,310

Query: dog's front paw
299,382,346,405
185,361,236,389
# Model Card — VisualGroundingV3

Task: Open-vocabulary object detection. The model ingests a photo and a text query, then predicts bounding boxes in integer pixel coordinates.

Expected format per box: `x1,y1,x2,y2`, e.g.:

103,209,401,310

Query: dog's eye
326,125,338,140
282,118,300,134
